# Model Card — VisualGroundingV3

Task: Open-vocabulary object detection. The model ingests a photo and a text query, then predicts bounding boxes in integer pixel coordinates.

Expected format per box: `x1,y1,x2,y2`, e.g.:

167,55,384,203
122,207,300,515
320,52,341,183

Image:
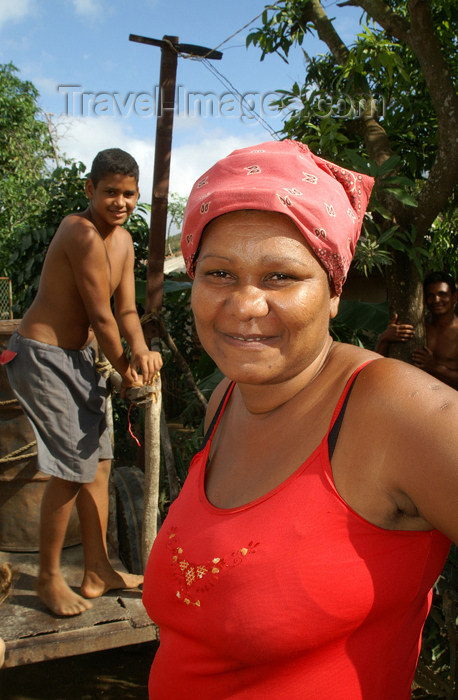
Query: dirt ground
0,642,158,700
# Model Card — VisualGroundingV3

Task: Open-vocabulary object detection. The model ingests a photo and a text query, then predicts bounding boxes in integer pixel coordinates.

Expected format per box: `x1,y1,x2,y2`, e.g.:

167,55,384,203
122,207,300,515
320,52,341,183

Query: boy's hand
129,349,163,385
120,366,143,398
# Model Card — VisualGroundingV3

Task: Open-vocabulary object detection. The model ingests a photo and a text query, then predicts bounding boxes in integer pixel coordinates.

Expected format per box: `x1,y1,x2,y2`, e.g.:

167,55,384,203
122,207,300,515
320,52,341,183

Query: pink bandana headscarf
181,140,374,294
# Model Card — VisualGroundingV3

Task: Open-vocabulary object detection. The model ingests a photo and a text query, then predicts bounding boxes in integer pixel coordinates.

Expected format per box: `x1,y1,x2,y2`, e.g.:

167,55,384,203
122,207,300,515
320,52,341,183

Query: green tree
9,162,88,315
166,193,187,250
248,0,458,362
0,63,55,275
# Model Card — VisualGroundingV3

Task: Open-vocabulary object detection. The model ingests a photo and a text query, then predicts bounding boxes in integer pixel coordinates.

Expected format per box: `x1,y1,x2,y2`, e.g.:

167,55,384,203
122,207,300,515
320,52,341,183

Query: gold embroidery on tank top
167,528,259,607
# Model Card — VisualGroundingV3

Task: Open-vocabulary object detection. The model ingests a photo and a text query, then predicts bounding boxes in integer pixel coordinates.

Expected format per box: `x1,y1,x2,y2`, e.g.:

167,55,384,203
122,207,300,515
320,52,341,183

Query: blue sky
0,0,362,202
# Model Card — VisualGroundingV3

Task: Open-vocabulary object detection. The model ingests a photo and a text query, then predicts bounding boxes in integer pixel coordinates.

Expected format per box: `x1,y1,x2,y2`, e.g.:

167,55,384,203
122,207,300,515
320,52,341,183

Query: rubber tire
112,466,144,575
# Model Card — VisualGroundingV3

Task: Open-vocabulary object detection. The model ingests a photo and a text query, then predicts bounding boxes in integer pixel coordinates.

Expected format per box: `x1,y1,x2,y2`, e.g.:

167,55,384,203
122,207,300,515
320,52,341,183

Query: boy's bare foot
36,574,92,616
81,567,143,599
0,637,5,668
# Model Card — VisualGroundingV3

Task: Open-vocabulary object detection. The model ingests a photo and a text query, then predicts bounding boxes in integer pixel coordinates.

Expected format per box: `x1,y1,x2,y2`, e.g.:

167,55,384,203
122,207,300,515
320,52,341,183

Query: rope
0,441,37,463
163,37,179,55
0,397,19,406
140,310,161,326
95,358,114,379
94,353,158,448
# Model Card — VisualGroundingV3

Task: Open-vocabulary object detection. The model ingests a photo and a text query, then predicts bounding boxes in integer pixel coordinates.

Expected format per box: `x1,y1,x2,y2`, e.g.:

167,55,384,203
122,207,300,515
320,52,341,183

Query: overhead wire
209,6,278,54
200,57,281,140
181,3,285,139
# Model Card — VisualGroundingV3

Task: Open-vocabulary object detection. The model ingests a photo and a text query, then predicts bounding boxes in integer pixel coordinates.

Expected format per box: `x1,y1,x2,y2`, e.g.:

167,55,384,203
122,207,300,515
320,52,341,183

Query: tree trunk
384,251,426,362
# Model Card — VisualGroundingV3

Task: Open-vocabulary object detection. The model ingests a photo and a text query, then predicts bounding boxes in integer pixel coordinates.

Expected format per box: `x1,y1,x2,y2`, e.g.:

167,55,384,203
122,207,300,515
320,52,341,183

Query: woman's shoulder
333,345,458,538
343,347,458,469
330,342,458,422
355,349,457,402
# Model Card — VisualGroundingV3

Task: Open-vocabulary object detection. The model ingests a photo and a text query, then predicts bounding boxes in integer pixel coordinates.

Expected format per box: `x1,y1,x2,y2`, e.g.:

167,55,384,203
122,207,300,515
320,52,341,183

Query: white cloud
0,0,35,29
53,114,265,207
72,0,101,17
169,132,258,196
55,116,154,200
35,75,61,97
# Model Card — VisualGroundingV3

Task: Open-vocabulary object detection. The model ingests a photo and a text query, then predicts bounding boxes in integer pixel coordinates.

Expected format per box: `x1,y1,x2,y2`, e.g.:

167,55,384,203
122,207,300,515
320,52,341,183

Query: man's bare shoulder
446,315,458,341
425,314,458,329
56,212,98,239
51,213,109,258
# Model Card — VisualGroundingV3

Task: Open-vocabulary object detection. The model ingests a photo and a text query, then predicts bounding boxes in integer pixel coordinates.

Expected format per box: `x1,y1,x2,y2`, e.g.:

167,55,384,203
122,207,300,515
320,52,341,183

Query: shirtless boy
5,148,163,616
376,271,458,389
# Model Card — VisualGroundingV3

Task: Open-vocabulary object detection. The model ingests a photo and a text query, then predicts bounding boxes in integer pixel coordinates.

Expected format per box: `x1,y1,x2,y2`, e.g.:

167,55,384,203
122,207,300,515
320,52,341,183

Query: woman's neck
236,337,336,415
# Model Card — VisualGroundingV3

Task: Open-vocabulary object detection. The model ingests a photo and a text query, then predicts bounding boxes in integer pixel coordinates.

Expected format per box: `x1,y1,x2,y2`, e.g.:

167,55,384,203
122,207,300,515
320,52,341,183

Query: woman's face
191,210,340,386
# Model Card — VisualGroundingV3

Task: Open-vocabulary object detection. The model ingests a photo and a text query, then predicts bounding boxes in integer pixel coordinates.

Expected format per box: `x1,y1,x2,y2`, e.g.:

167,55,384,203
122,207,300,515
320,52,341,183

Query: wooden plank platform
0,545,159,668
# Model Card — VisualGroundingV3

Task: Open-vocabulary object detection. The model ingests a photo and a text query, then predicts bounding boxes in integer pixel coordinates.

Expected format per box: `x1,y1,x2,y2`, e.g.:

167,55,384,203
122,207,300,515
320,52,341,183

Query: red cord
127,403,142,447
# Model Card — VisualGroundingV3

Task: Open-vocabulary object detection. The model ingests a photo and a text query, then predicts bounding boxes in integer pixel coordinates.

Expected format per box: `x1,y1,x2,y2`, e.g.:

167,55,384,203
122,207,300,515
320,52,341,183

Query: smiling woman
192,210,339,392
142,140,458,700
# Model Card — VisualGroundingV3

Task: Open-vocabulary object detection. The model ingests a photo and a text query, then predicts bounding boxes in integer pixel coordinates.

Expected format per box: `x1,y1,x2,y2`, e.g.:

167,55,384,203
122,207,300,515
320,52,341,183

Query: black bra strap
328,379,357,461
199,381,234,452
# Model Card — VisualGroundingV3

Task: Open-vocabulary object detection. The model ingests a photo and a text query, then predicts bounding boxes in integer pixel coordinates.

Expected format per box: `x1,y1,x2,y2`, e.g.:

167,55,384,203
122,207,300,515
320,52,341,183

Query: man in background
376,271,458,389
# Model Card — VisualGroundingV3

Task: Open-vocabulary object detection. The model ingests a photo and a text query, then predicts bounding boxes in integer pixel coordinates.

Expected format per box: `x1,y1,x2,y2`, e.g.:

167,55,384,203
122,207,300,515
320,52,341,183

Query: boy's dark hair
89,148,139,187
423,271,456,295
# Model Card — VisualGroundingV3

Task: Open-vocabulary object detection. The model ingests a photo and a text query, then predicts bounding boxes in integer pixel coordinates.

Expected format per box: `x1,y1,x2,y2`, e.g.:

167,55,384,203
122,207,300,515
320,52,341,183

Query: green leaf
375,155,402,177
382,187,418,207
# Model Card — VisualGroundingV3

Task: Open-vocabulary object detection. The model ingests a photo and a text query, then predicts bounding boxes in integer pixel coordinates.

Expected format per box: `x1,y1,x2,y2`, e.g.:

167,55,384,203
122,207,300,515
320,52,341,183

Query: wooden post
144,35,178,346
128,34,223,345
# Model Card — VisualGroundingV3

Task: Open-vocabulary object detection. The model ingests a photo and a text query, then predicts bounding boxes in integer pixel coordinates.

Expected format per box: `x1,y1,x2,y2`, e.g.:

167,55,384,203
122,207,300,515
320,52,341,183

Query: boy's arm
113,237,162,383
66,221,138,387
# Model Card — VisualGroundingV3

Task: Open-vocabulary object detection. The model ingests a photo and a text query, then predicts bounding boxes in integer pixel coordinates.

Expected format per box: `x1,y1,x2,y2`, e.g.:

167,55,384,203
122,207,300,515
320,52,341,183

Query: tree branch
308,1,403,219
159,320,208,412
407,0,458,238
343,0,410,43
352,0,458,237
308,0,350,64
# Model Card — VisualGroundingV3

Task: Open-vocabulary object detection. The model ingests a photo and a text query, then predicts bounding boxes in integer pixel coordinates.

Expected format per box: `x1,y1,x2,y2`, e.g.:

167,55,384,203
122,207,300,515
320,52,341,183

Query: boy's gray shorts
6,332,113,483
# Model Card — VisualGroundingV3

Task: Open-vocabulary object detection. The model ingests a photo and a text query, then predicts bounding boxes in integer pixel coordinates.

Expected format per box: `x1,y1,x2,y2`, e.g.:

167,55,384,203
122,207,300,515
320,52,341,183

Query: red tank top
143,364,450,699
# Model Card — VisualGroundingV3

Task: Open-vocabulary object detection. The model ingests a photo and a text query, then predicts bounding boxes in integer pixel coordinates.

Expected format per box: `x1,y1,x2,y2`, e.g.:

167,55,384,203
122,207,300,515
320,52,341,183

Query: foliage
247,0,458,292
0,63,55,275
425,204,458,280
9,162,87,315
414,545,458,699
124,194,187,279
330,299,388,349
124,203,150,280
166,193,187,241
166,232,182,256
135,274,220,424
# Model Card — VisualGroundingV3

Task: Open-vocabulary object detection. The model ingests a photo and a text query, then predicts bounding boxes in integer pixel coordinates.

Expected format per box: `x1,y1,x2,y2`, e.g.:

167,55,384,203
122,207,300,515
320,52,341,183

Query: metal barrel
0,320,81,551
